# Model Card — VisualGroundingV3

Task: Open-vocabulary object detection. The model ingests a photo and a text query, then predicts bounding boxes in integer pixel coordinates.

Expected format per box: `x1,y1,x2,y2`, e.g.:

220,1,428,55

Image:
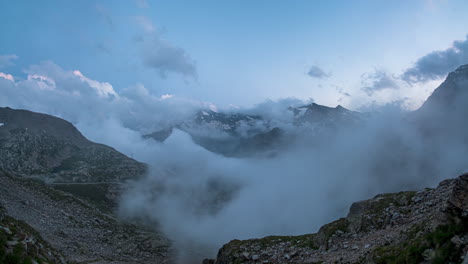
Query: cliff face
205,174,468,264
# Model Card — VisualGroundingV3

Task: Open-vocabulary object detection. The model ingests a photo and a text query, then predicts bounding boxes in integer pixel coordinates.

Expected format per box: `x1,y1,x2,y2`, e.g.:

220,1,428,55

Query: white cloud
73,70,118,98
27,74,56,90
0,61,209,132
161,94,173,99
0,72,14,81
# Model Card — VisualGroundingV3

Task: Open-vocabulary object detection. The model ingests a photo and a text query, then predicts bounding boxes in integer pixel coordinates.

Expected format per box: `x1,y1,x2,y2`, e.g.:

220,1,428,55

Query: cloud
0,54,18,68
361,70,399,95
0,61,208,132
73,70,118,98
307,65,330,79
0,72,14,81
27,74,56,90
402,35,468,83
134,16,197,79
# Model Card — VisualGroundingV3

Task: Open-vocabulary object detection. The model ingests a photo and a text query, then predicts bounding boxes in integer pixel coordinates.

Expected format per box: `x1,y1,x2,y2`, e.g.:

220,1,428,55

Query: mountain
204,174,468,264
0,107,147,184
144,104,363,157
144,110,282,157
0,107,148,209
413,64,468,142
0,107,173,263
418,64,468,114
289,103,362,128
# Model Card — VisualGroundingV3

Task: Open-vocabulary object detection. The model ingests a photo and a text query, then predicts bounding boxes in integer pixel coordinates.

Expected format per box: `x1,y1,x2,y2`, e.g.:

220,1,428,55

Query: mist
2,60,468,263
117,105,468,263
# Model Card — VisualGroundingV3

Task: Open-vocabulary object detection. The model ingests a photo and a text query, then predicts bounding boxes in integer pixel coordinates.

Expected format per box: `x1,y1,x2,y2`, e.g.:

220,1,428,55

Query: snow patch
0,123,4,127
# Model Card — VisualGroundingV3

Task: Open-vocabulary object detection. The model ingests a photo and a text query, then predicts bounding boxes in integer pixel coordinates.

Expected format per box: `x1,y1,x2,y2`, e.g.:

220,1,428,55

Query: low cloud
402,35,468,83
307,65,330,79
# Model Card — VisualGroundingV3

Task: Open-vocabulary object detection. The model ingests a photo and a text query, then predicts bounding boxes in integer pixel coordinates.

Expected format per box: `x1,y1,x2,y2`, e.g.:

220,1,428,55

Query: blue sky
1,0,468,109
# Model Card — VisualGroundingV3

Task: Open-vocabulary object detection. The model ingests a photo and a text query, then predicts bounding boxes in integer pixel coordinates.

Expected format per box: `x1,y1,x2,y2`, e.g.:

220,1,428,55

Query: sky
1,0,468,109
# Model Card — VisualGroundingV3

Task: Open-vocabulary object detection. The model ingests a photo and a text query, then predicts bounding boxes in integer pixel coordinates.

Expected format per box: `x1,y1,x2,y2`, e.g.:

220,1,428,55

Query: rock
252,254,260,260
451,235,464,247
462,252,468,264
6,240,19,246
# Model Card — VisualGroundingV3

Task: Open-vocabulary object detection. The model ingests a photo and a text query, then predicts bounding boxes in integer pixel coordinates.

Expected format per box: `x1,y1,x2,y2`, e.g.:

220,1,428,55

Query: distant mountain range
144,102,364,157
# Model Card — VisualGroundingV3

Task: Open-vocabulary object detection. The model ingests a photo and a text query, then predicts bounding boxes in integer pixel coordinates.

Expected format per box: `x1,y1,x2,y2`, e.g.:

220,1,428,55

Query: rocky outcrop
205,174,468,264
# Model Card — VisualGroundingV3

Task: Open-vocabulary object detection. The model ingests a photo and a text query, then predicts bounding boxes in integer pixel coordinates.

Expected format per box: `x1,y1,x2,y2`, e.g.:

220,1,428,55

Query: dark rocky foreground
0,170,173,264
204,174,468,264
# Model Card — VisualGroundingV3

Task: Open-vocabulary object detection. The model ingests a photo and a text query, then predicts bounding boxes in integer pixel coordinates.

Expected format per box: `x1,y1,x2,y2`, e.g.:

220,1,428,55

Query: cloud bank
402,35,468,83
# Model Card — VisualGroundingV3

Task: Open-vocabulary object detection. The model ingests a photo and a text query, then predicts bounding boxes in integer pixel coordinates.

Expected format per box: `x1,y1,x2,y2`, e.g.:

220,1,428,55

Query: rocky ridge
205,174,468,264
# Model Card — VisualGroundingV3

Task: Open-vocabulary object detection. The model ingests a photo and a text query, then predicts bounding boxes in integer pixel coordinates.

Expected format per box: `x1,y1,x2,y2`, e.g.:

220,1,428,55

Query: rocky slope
204,174,468,264
1,202,64,264
0,107,146,184
0,107,174,263
0,107,147,209
0,170,173,264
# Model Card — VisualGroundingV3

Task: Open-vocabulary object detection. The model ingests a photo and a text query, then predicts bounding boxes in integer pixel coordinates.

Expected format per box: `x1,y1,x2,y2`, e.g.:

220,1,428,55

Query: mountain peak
418,64,468,113
453,64,468,74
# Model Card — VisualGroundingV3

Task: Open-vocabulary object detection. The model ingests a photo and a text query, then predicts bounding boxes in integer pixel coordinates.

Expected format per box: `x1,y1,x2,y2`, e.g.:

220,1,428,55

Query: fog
2,61,468,263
